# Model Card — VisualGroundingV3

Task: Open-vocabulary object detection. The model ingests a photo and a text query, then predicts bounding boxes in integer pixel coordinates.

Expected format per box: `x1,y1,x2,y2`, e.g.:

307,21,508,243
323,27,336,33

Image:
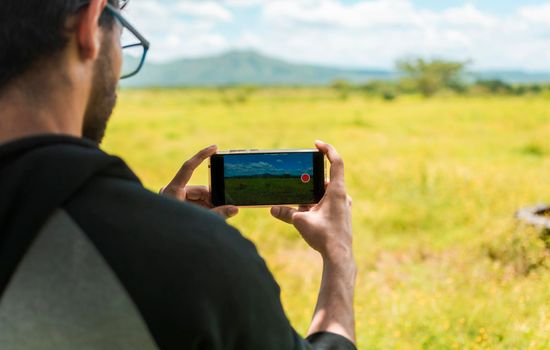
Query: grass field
103,88,550,349
225,176,315,205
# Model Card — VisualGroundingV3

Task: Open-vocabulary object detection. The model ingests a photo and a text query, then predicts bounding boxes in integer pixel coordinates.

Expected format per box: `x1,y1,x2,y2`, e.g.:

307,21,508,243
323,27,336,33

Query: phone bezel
210,149,326,207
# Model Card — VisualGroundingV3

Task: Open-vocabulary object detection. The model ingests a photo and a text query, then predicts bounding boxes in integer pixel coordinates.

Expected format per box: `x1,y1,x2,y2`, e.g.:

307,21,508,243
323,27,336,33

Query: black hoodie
0,135,356,350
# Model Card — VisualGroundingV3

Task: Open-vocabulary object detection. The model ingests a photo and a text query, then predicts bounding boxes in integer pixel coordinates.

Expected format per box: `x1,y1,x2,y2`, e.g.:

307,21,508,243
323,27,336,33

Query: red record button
301,174,311,183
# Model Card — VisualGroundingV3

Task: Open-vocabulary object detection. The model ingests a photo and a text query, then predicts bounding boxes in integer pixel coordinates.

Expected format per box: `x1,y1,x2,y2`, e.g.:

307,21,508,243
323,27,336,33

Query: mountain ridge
123,50,550,87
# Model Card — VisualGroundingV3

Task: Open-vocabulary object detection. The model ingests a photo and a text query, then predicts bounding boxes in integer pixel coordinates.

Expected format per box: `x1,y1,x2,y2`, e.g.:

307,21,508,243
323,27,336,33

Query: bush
382,90,398,101
331,79,352,100
397,58,469,97
474,80,514,95
359,81,399,101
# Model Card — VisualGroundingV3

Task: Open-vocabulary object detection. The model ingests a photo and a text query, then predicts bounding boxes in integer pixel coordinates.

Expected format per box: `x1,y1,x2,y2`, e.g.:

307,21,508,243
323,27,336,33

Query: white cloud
260,0,499,30
263,0,420,29
224,0,267,7
440,4,497,28
124,0,550,70
122,1,231,62
176,1,233,22
519,3,550,23
253,0,550,70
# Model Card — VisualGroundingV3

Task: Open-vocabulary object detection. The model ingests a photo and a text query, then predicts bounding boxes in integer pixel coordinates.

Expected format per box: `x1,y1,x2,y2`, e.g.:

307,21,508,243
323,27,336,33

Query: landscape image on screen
224,153,315,206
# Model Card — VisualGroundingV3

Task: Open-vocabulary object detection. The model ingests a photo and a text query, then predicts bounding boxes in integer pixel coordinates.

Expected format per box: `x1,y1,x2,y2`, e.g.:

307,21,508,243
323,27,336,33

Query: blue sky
123,0,550,70
224,153,313,177
411,0,544,13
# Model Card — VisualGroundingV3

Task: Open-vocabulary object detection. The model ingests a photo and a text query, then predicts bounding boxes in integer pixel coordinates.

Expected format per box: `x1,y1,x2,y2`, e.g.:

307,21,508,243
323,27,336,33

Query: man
0,0,357,349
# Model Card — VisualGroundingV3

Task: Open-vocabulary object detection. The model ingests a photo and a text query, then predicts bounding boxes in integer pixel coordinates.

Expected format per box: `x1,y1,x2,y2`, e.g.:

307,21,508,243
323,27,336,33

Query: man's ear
77,0,108,61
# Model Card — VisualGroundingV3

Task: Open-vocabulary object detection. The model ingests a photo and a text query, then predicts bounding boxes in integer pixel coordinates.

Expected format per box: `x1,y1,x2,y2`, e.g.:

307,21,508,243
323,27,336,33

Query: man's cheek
111,35,123,78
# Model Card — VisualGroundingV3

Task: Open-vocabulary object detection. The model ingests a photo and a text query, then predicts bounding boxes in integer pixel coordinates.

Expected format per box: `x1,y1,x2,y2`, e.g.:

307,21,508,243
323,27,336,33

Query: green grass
103,88,550,349
224,176,315,205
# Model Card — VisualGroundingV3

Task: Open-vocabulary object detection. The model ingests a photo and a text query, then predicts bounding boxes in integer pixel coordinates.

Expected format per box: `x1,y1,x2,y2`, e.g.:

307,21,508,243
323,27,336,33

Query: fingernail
271,207,280,216
315,140,324,145
228,207,238,217
209,145,217,149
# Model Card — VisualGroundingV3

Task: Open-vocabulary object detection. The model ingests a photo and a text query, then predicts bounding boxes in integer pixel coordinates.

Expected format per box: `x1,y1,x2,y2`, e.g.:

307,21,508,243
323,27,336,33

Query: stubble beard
82,34,118,144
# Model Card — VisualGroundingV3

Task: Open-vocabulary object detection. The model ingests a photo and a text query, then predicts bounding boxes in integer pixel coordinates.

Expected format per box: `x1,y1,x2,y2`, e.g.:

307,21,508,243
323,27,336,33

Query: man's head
0,0,123,143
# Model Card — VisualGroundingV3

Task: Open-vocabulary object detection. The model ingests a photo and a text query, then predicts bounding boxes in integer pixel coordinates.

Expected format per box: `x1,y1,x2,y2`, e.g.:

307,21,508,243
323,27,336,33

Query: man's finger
170,145,217,188
315,140,344,186
270,206,298,224
160,185,186,201
185,186,210,202
298,205,313,212
211,206,239,219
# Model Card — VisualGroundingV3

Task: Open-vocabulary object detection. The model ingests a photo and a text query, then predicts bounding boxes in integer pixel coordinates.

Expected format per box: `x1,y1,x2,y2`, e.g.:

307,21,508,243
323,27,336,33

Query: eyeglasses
77,1,150,79
104,3,149,79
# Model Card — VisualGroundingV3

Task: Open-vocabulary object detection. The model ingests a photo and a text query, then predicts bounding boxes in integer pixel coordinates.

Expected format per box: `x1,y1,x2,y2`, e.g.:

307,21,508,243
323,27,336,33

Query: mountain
467,70,550,84
122,50,395,87
122,50,550,87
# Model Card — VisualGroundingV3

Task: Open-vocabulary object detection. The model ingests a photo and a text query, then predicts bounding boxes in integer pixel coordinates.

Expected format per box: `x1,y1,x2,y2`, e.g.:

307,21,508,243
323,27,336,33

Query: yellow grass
103,88,550,349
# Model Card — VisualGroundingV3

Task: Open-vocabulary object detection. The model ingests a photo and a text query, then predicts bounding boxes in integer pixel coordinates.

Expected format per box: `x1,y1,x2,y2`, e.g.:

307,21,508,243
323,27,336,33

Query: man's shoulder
62,170,272,296
61,170,295,349
65,170,216,225
64,174,248,254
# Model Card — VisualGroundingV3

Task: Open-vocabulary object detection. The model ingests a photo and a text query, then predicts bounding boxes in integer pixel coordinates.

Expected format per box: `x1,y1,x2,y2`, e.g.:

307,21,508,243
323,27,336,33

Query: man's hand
270,140,356,344
270,141,353,263
161,145,239,220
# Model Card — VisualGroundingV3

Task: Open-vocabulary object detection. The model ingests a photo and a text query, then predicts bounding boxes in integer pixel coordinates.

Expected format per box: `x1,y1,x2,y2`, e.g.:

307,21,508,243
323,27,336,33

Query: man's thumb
212,206,239,220
270,206,297,224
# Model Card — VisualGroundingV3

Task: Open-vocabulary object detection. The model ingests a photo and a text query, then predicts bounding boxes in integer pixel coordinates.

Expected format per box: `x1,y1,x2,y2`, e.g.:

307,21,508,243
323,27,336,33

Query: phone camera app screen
223,153,316,205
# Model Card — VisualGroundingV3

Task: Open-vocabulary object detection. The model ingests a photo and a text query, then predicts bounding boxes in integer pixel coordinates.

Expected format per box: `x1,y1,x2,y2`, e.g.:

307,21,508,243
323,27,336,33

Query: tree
474,79,514,94
397,58,468,97
331,79,353,100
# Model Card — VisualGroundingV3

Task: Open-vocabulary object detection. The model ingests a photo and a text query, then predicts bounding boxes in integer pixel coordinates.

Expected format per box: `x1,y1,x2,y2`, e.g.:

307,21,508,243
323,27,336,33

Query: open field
103,88,550,349
225,176,315,205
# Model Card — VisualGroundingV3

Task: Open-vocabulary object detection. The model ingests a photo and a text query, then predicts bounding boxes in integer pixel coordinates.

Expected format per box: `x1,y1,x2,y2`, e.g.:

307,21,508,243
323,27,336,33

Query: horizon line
141,49,550,74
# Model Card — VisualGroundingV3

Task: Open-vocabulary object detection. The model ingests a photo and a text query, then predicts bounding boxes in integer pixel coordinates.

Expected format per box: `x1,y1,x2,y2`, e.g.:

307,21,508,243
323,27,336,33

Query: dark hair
0,0,119,90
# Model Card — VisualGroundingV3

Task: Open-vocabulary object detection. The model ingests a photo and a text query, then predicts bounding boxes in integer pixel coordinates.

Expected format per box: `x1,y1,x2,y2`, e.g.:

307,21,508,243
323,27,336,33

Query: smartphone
210,149,326,207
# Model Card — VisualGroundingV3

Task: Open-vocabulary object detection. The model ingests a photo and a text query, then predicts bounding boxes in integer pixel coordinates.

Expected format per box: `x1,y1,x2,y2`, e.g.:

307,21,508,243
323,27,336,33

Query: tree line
331,58,550,100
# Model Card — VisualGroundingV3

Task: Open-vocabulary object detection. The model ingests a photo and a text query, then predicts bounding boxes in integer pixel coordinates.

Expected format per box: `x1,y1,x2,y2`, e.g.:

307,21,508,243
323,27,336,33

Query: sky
224,153,313,177
122,0,550,70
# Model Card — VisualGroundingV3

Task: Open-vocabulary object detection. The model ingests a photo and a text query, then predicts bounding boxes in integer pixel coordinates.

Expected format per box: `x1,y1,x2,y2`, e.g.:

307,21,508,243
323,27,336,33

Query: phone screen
210,151,325,206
